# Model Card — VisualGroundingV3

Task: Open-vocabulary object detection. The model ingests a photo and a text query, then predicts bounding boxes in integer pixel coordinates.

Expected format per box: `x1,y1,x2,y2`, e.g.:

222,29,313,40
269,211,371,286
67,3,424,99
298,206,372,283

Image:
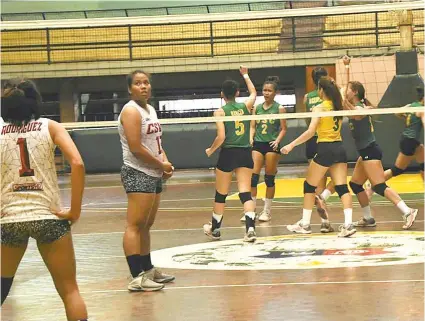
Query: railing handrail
2,2,422,31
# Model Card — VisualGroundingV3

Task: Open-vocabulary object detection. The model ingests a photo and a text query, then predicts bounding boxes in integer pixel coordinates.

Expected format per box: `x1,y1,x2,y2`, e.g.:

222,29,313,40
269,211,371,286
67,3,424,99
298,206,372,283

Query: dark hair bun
265,76,280,85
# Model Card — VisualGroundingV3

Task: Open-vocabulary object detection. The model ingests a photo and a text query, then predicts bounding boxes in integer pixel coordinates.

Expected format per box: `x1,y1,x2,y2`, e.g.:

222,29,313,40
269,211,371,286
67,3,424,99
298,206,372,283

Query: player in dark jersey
383,86,424,181
304,67,333,231
204,66,257,242
320,81,418,229
1,79,88,321
242,76,286,222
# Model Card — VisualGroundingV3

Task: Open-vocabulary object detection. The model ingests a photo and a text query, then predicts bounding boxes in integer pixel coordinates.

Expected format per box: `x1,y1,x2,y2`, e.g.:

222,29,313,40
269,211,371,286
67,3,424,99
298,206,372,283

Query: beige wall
336,53,424,106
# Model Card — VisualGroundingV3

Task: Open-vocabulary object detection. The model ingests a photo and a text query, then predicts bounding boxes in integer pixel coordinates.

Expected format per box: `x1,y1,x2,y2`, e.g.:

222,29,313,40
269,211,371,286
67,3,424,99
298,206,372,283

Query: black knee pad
239,191,252,204
264,174,276,188
335,184,349,198
1,277,14,305
372,182,388,197
391,166,405,177
215,191,227,203
303,180,317,194
251,173,260,187
419,163,424,171
349,181,364,195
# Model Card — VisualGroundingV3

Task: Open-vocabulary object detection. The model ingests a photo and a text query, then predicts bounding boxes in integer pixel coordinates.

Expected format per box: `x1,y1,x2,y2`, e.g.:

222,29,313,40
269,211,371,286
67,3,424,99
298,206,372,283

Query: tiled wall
336,53,424,106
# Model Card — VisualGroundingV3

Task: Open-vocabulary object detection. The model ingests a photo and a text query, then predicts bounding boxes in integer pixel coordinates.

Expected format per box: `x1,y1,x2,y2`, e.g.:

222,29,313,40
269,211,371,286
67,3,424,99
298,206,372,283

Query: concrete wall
71,119,422,173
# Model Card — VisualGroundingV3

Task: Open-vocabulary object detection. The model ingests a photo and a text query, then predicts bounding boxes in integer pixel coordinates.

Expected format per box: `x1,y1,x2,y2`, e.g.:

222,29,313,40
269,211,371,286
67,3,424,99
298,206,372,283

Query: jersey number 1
156,137,162,154
17,138,35,177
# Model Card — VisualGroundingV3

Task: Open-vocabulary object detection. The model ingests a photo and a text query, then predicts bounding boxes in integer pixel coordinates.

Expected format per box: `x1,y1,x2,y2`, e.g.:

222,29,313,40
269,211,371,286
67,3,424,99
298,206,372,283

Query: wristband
243,74,249,79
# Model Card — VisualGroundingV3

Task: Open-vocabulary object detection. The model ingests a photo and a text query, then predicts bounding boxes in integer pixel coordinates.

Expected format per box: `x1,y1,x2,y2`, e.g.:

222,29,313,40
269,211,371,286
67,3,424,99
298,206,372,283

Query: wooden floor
2,165,424,321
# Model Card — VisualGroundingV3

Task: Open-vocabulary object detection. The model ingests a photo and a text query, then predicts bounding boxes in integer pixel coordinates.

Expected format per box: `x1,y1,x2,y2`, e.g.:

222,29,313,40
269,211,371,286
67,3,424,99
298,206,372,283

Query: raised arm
240,65,257,112
249,105,257,146
48,120,85,223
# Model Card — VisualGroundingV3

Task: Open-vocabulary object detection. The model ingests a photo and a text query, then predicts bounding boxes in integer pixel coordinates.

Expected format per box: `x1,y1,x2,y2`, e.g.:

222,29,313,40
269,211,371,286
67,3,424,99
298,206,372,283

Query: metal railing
2,3,423,66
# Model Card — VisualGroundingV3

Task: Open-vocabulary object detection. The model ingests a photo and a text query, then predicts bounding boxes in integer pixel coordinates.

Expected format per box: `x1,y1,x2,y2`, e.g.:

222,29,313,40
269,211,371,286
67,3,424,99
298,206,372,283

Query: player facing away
204,65,257,242
281,77,356,237
1,78,88,321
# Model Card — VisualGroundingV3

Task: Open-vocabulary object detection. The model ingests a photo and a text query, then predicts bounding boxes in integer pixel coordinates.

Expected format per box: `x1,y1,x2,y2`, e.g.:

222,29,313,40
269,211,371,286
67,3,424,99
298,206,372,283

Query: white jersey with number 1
0,118,61,223
118,100,164,178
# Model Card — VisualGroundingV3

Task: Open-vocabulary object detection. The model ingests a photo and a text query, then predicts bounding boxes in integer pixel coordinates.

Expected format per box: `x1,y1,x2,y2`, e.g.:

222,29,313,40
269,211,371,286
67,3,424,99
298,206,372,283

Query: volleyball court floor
2,165,424,321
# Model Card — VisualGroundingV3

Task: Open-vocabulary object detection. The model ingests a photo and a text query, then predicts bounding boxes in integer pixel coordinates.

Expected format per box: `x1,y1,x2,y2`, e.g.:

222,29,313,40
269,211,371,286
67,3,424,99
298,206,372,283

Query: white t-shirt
118,101,163,177
1,118,61,223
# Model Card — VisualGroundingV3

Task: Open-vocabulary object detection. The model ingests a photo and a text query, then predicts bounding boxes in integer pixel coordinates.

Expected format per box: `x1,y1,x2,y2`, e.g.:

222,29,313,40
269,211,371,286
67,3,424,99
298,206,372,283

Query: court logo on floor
151,232,425,270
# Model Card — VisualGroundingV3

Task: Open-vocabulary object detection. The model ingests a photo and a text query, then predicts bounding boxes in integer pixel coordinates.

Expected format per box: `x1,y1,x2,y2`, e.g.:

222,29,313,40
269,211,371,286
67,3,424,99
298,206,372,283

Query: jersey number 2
17,138,35,177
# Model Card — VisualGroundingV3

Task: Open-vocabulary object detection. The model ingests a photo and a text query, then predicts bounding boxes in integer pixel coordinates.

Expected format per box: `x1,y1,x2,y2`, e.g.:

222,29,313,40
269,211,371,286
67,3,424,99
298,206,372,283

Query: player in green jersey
241,76,286,223
319,81,418,230
382,86,424,182
204,66,257,242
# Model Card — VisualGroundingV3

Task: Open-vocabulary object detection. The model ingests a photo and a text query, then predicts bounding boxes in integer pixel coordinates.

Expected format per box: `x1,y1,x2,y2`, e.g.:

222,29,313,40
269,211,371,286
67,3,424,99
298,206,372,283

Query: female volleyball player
383,86,424,181
320,81,418,229
1,79,88,321
281,77,355,237
243,76,286,222
305,67,333,233
119,70,175,292
204,65,257,242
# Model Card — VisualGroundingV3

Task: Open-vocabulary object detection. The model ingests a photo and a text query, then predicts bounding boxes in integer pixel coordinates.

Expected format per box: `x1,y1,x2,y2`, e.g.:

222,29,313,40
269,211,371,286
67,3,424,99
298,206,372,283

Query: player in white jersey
1,79,88,320
119,70,175,292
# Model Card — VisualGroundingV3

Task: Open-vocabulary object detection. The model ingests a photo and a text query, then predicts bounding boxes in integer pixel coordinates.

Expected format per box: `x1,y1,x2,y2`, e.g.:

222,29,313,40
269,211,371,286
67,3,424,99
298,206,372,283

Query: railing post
46,28,51,64
210,22,214,57
375,12,379,48
128,25,133,61
291,17,296,52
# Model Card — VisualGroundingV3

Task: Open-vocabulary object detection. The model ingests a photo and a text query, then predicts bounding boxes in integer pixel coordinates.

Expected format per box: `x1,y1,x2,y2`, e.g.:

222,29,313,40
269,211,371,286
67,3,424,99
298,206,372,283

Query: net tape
65,106,424,130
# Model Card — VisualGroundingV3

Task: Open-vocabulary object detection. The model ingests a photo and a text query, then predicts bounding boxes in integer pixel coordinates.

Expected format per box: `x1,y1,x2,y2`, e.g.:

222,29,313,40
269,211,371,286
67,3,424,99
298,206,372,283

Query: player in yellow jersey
281,77,355,237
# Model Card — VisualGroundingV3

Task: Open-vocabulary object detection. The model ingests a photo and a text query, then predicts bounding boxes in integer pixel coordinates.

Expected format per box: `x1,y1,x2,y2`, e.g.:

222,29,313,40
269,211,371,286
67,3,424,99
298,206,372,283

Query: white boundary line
8,279,424,298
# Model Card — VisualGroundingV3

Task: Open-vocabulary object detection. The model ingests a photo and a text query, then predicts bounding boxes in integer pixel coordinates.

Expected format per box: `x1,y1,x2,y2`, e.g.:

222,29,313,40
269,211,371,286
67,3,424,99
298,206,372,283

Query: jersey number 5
17,138,35,177
235,121,245,136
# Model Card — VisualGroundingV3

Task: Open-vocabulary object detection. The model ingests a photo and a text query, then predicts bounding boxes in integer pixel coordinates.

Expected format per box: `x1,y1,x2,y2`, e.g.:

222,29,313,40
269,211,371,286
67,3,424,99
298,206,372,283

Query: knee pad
264,174,276,188
349,181,365,195
335,184,349,198
372,182,388,197
215,191,227,203
251,173,260,187
239,191,252,204
303,180,317,194
391,166,405,177
419,163,424,171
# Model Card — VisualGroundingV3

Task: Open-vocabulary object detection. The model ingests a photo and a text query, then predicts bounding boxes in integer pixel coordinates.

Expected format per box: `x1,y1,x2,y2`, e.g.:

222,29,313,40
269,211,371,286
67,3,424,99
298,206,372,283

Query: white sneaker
403,209,418,230
258,209,271,222
128,272,165,292
337,224,357,238
145,267,175,284
243,228,257,242
287,220,312,234
203,222,221,240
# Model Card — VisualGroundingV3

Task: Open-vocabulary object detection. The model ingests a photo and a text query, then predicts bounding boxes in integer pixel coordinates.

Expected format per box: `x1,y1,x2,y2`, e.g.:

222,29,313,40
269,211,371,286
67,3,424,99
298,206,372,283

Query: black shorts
252,141,280,156
306,136,318,160
217,147,254,172
0,219,70,247
313,141,347,167
358,142,383,161
399,136,421,156
121,165,163,194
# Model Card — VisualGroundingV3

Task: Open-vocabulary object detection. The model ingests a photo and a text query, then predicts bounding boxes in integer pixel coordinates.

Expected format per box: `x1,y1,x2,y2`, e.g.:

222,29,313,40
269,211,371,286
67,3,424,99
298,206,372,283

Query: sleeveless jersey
254,102,281,142
402,101,423,141
1,118,61,223
316,100,342,143
349,103,376,150
222,102,251,148
118,101,163,177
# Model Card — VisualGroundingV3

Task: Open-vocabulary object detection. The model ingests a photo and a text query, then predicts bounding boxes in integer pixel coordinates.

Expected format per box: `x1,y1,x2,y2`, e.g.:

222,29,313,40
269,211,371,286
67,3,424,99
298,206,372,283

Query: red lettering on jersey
37,122,42,131
147,122,161,134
